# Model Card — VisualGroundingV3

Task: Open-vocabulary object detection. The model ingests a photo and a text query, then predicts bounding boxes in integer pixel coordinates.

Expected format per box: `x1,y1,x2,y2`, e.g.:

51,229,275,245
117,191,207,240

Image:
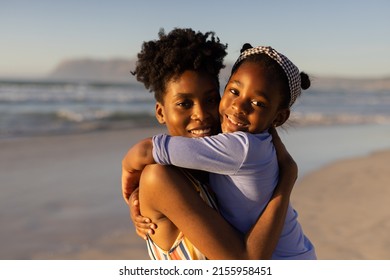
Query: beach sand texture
1,126,389,260
292,149,390,259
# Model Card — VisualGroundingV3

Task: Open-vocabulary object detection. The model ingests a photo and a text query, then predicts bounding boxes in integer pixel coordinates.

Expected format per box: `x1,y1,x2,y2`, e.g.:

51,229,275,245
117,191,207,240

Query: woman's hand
129,188,157,239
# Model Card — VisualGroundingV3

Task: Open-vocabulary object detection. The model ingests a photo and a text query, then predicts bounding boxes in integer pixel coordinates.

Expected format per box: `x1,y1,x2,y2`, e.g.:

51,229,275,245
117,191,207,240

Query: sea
1,78,389,139
0,79,157,139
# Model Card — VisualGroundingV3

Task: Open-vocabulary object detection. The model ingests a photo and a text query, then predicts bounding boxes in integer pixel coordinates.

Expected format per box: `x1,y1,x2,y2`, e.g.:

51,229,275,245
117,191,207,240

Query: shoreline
1,126,389,259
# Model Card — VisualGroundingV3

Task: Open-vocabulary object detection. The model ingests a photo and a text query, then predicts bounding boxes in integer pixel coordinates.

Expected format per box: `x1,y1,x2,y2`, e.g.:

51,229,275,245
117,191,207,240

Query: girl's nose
232,97,250,114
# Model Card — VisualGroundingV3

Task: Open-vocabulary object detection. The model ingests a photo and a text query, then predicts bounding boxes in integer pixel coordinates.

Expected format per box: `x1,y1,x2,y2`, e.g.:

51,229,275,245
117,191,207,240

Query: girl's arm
121,138,154,203
139,128,295,259
121,138,156,239
122,132,253,203
122,133,242,239
152,133,250,174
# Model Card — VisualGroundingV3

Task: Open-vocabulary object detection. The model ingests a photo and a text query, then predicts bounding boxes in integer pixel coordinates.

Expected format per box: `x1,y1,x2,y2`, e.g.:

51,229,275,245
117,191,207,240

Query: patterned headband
233,46,301,107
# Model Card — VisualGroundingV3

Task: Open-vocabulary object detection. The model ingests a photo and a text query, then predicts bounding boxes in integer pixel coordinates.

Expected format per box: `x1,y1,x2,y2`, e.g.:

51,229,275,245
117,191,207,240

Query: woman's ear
273,109,290,127
155,102,166,124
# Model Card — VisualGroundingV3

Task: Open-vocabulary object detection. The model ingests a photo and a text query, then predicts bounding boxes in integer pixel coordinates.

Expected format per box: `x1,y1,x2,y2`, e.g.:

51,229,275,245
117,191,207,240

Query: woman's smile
188,126,213,137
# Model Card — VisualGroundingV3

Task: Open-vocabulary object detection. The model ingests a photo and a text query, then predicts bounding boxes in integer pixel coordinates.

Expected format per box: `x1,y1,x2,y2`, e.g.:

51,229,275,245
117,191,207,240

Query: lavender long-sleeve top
152,131,316,259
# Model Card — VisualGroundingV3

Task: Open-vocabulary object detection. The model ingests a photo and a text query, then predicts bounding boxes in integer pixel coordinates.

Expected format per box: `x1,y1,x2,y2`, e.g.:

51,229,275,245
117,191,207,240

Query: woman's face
156,70,221,137
219,62,289,134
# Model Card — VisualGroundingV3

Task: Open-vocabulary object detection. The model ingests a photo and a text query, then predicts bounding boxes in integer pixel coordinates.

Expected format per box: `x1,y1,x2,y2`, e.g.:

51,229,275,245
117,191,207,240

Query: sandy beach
1,126,389,260
291,149,390,259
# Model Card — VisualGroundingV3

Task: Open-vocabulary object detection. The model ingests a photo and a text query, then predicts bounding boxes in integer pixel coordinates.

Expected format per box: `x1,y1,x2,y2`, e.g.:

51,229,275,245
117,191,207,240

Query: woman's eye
177,101,192,108
208,97,219,104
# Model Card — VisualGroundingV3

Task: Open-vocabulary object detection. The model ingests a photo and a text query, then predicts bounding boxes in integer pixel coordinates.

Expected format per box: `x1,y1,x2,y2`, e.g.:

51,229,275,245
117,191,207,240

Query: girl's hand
129,188,157,239
122,167,141,204
121,138,155,204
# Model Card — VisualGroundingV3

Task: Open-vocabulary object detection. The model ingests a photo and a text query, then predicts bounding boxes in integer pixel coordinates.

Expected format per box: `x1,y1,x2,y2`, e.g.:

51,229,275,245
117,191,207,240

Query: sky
1,0,389,79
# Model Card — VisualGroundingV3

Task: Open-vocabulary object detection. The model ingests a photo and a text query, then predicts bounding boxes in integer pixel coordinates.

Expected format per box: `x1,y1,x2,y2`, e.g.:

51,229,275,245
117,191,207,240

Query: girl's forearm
121,138,155,202
122,138,155,172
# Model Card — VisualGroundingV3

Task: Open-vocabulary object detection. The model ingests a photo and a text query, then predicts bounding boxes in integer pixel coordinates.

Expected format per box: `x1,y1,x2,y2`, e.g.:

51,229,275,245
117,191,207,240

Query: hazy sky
1,0,389,79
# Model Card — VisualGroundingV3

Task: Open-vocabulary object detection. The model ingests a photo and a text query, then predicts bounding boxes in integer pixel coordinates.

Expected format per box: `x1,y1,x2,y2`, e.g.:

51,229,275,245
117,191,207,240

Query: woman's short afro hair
132,28,228,103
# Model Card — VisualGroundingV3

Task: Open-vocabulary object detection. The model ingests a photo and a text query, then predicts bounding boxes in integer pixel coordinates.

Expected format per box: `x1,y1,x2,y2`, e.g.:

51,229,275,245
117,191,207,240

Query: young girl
122,28,298,260
125,43,316,259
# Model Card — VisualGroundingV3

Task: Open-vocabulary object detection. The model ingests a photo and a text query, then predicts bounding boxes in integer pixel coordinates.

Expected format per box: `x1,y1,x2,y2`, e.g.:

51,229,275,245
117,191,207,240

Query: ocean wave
55,109,155,122
56,109,111,122
0,110,158,139
0,80,152,104
290,112,390,126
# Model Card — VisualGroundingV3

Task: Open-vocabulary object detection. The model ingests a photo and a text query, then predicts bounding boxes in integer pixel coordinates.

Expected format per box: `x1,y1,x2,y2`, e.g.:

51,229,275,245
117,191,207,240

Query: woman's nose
191,106,209,121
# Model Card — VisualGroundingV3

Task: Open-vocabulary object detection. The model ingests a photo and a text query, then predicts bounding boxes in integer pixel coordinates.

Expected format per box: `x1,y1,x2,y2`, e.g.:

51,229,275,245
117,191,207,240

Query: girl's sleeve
152,132,248,175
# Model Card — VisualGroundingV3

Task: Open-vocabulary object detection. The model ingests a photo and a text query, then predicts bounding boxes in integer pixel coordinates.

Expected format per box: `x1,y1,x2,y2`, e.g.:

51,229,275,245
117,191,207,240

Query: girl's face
156,70,221,137
219,62,289,134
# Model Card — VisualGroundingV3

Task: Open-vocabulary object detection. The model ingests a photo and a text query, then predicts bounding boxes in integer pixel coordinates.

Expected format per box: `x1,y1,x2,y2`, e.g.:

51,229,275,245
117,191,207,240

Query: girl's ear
155,102,166,124
273,109,290,127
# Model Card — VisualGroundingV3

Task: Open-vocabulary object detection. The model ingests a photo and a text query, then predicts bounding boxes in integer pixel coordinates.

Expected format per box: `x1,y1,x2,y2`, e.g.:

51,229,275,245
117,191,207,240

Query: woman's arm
243,127,296,258
245,127,296,258
128,188,156,239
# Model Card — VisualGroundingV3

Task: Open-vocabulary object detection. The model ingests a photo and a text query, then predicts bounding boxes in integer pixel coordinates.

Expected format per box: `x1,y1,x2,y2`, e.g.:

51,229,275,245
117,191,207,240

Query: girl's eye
252,100,266,107
229,88,239,96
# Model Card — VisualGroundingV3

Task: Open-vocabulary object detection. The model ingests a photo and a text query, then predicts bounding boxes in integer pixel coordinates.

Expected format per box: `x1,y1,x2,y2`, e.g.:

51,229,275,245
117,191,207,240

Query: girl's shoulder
228,131,271,142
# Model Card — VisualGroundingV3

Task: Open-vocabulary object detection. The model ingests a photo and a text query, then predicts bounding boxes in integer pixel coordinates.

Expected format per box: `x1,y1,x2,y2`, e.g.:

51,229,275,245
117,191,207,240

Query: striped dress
145,169,219,260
